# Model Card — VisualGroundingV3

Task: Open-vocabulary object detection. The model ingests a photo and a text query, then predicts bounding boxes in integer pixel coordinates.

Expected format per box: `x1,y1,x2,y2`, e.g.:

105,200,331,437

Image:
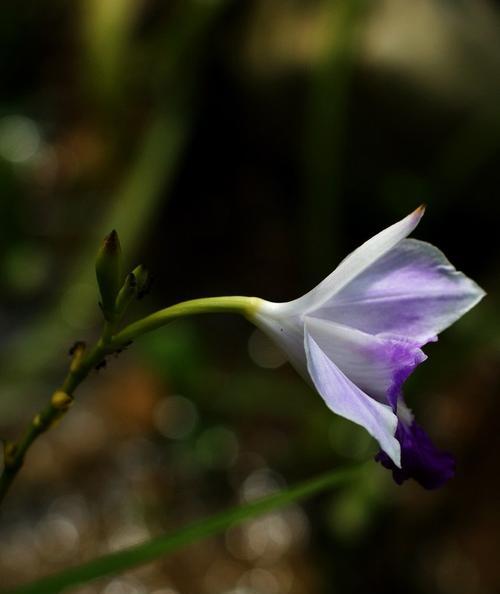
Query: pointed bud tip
415,204,426,216
96,230,123,319
103,229,121,253
127,272,137,288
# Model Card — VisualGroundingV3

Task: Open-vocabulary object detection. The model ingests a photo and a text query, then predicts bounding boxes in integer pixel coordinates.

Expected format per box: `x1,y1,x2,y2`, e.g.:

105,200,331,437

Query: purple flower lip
374,338,428,411
375,420,456,489
252,207,485,488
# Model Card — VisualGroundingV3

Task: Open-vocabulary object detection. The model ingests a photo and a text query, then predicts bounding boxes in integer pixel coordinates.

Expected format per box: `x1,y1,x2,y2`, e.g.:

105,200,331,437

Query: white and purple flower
252,206,485,488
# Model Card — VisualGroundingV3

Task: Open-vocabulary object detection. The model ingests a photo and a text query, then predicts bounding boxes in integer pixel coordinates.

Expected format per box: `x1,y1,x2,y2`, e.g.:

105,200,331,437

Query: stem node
51,391,73,411
4,442,19,468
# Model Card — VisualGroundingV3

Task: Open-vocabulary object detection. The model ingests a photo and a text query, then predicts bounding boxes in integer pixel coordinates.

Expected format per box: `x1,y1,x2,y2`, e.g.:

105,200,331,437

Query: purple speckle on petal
375,419,455,489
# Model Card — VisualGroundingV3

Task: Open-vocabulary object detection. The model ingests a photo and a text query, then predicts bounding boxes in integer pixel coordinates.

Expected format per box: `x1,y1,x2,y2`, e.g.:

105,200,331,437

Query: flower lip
385,342,428,410
375,418,455,489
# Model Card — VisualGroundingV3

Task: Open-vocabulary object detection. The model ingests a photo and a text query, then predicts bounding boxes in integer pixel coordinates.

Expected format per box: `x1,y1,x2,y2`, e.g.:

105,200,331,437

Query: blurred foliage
0,1,499,593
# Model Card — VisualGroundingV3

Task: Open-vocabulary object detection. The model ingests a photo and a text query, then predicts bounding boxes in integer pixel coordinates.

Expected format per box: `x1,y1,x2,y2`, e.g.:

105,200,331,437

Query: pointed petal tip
103,229,121,253
414,203,426,218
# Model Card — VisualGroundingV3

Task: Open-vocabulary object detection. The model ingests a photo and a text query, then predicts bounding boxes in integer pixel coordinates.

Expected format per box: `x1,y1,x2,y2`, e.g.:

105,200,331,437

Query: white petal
313,238,486,344
304,316,426,408
280,206,425,316
253,305,308,379
305,328,401,466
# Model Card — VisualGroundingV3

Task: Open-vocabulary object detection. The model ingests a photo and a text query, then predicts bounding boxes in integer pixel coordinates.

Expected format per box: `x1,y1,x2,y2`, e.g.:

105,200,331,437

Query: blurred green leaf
302,0,368,280
0,113,188,417
0,0,231,418
4,465,360,594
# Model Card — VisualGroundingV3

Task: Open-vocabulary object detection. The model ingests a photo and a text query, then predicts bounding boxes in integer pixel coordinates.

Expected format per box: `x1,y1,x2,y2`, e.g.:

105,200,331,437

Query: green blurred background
0,1,498,592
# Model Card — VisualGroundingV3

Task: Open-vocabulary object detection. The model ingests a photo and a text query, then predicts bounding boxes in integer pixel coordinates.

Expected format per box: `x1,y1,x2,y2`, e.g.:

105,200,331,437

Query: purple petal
305,317,426,410
314,239,485,345
375,418,455,489
305,327,401,466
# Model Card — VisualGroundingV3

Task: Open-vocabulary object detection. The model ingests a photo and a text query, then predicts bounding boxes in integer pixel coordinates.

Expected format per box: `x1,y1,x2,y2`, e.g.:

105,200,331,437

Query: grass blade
4,465,359,594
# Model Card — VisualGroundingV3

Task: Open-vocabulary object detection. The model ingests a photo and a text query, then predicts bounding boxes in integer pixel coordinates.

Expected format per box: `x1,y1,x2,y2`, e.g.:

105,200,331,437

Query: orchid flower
251,206,485,489
110,206,484,489
4,210,482,507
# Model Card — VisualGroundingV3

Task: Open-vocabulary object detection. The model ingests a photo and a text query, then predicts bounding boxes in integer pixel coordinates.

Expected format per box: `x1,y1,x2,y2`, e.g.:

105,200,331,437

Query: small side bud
51,391,73,411
4,442,18,467
114,272,137,317
33,414,43,428
96,230,123,320
132,265,152,299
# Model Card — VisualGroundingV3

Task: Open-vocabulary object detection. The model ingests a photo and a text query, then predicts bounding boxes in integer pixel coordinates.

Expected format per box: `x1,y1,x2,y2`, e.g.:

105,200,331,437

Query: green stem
0,324,115,505
0,298,259,504
111,296,261,346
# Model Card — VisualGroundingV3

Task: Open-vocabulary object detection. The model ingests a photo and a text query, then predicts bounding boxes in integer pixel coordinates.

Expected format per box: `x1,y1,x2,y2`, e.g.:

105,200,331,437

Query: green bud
51,391,73,411
114,272,137,317
132,265,151,299
96,230,123,320
3,441,18,467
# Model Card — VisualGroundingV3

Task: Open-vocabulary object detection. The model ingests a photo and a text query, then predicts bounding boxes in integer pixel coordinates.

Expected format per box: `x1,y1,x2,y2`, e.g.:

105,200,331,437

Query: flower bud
51,391,73,411
132,265,151,299
3,442,18,467
96,230,123,320
114,272,137,317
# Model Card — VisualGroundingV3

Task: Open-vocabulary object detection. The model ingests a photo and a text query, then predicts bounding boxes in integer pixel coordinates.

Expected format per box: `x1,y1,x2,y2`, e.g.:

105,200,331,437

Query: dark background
0,1,498,593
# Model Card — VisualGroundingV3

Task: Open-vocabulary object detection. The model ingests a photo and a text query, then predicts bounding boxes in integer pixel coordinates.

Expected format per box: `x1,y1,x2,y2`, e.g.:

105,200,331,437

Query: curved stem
110,296,261,346
0,323,115,505
0,298,260,505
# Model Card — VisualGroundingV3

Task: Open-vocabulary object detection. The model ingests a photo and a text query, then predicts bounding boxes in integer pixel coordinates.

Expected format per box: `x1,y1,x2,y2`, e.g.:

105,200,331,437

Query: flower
252,206,485,488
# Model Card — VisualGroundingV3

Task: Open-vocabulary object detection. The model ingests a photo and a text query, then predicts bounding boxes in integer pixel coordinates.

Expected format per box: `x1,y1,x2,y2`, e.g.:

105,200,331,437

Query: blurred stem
111,296,261,345
81,0,140,110
303,0,366,282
